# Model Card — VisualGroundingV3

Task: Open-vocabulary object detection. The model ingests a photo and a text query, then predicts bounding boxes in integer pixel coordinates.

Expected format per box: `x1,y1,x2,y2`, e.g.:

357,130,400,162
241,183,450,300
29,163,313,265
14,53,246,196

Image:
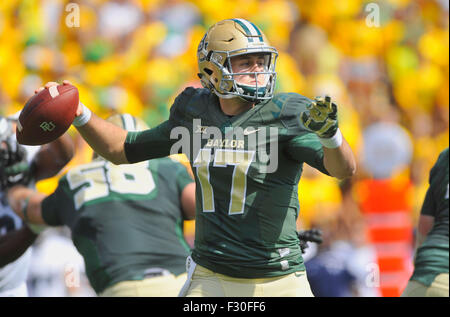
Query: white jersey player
0,115,73,296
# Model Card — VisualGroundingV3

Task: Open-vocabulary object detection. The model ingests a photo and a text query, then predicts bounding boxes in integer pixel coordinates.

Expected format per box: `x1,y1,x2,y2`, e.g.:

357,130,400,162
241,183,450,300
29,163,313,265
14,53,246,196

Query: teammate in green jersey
402,148,449,297
7,113,196,296
38,18,356,297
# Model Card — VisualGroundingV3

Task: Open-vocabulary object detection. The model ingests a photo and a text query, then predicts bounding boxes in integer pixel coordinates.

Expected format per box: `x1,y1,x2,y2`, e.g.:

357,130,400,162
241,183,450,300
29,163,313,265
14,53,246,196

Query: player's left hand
301,96,338,138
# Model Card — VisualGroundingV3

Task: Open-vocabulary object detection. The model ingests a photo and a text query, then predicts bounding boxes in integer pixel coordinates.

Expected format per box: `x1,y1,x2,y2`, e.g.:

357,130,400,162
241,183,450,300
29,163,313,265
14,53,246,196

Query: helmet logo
211,53,223,64
198,34,207,53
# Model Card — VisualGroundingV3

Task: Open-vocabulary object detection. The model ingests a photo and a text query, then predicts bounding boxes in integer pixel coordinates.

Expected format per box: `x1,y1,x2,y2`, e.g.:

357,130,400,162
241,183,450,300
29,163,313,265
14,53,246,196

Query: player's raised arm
1,185,47,268
33,133,74,181
75,110,129,165
301,96,356,179
7,185,46,225
36,81,177,165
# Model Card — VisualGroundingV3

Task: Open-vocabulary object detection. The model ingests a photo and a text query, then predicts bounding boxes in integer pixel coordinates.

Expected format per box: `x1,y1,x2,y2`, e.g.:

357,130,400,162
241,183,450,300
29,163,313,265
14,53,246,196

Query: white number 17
193,148,255,215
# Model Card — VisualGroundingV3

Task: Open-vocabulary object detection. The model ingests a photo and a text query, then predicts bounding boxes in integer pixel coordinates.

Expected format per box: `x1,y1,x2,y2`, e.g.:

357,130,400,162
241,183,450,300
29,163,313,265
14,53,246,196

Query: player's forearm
0,226,37,268
323,138,356,179
75,112,129,165
33,133,74,181
124,121,175,163
181,182,196,220
7,185,46,224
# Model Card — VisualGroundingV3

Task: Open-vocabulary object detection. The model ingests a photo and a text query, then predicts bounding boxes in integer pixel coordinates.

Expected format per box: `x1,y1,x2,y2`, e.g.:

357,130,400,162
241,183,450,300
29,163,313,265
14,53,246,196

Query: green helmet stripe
248,21,264,42
232,19,264,43
232,19,254,42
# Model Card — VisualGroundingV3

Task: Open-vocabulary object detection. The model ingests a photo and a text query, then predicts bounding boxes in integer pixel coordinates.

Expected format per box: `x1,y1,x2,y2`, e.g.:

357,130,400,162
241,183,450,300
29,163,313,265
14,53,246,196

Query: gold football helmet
197,19,278,102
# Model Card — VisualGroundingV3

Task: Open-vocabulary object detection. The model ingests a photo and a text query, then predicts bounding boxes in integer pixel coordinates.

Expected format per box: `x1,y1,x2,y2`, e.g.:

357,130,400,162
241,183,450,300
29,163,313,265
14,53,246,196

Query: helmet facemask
223,51,277,102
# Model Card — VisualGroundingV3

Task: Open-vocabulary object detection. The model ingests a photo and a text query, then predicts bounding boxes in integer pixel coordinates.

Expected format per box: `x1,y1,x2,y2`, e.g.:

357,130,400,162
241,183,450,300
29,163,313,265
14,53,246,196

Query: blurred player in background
0,0,447,298
7,113,196,297
0,115,74,297
402,147,449,297
39,18,356,297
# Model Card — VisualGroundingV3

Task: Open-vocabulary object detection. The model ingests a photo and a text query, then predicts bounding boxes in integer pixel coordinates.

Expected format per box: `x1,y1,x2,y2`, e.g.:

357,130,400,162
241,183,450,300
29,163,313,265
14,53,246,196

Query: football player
39,18,356,296
7,113,196,297
402,148,449,297
0,115,74,296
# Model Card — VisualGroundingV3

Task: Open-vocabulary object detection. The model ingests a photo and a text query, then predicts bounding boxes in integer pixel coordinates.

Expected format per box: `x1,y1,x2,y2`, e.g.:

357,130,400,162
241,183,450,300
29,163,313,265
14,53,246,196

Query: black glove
298,229,323,254
4,159,34,188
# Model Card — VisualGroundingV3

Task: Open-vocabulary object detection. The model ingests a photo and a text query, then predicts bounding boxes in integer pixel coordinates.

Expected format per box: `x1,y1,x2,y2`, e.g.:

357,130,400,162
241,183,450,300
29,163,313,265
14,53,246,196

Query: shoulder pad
439,147,449,161
279,92,312,117
266,93,312,132
263,93,312,118
431,147,449,175
169,87,212,126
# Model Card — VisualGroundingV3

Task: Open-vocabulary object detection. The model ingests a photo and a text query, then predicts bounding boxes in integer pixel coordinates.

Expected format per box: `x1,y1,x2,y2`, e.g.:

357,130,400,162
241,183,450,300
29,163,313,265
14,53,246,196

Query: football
16,84,79,145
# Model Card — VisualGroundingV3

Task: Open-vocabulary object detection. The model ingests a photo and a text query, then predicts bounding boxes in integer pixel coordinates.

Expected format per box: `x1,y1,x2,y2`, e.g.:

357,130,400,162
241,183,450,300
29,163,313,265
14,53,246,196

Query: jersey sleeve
124,87,203,164
277,93,329,175
278,92,313,136
41,178,73,226
125,121,174,163
284,133,329,175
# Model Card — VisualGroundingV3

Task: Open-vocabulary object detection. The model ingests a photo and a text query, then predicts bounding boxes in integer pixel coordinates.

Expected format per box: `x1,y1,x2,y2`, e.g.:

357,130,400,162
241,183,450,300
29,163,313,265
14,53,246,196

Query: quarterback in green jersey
39,18,356,297
7,114,196,296
402,148,449,297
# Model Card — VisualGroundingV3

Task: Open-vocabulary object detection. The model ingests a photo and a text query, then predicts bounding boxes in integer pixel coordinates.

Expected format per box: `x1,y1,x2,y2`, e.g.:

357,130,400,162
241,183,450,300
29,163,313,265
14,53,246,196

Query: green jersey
411,148,449,286
41,157,193,294
125,87,329,278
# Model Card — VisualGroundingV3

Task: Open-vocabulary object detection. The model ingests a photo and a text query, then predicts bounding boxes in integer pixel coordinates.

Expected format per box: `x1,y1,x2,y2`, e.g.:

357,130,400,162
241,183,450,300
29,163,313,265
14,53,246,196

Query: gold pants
185,264,314,297
401,273,449,297
100,273,187,297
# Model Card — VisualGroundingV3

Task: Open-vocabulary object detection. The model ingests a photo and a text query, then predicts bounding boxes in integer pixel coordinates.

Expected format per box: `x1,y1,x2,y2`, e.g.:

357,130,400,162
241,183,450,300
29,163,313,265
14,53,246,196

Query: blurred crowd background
0,0,448,297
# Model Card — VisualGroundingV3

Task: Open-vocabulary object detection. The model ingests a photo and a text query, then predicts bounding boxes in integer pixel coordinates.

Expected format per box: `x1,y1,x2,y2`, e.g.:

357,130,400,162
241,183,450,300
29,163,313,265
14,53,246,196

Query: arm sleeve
125,121,175,163
284,133,330,175
124,89,194,164
276,93,329,175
